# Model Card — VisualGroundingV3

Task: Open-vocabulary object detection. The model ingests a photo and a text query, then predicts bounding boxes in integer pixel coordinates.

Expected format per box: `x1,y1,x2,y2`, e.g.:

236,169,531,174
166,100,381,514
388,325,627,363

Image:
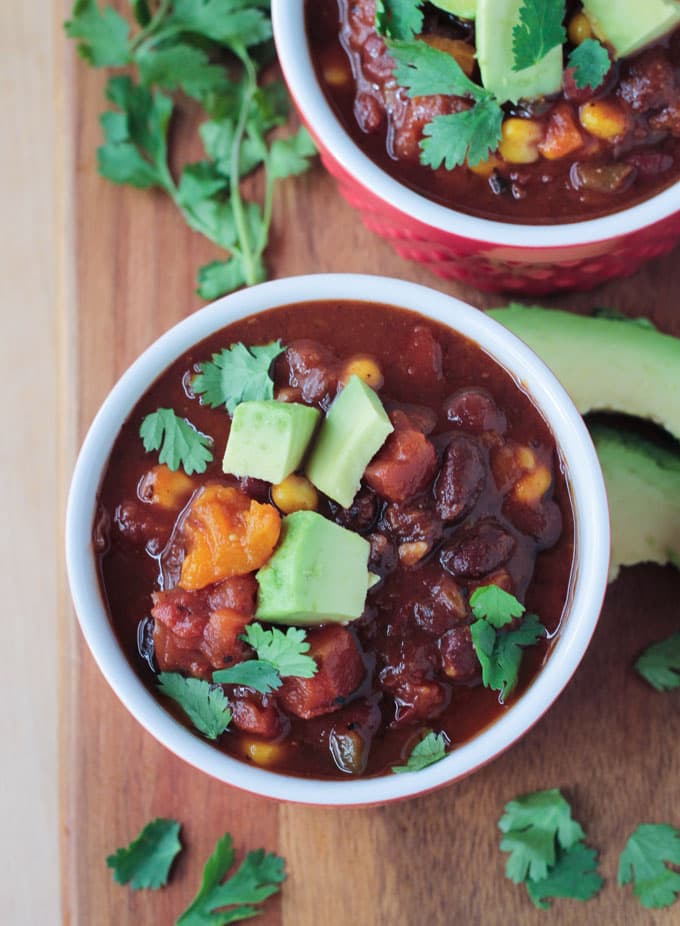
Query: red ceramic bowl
272,1,680,295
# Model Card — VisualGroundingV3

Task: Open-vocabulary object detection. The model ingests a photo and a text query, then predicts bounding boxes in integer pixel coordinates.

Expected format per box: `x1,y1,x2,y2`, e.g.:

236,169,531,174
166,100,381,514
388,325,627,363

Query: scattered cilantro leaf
635,632,680,691
567,38,610,91
269,126,318,180
512,0,566,72
192,341,285,415
470,585,526,628
176,832,286,926
618,824,680,909
157,672,232,740
65,0,131,67
391,730,448,773
526,842,603,910
136,42,230,102
242,623,317,679
375,0,424,41
196,258,256,301
471,612,545,701
140,409,214,476
106,818,182,891
131,0,151,28
388,39,485,101
499,789,586,883
213,660,283,694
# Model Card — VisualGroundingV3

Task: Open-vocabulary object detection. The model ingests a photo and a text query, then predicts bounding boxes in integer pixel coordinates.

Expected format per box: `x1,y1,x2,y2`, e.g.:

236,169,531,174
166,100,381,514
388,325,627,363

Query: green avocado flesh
476,0,563,102
255,511,371,626
222,400,320,484
488,305,680,442
306,375,393,508
590,424,680,581
582,0,680,59
431,0,477,18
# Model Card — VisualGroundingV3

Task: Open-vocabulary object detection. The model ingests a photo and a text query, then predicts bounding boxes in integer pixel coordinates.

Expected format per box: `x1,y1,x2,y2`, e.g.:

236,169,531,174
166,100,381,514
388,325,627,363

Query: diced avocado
488,305,680,442
590,424,680,581
305,375,393,508
255,511,371,626
222,400,320,484
431,0,477,19
476,0,564,103
583,0,680,59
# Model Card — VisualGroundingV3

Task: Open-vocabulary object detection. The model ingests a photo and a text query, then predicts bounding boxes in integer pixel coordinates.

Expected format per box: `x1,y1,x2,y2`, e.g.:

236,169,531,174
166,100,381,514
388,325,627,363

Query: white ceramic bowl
66,274,610,805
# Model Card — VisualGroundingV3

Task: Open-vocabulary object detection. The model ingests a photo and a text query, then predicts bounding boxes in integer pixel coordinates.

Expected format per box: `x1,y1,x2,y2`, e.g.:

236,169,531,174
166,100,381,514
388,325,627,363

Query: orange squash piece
179,485,281,590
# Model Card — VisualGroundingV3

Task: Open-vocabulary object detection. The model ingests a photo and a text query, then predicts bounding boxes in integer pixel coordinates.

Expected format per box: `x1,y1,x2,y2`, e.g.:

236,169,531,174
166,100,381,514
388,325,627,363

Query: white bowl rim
272,0,680,250
66,273,610,806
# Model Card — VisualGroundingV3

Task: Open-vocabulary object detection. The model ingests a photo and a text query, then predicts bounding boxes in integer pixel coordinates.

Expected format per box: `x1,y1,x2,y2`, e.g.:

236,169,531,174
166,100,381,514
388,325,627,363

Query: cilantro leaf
157,673,232,740
65,0,131,68
512,0,566,72
471,612,545,701
499,789,586,883
568,38,610,91
635,632,680,691
375,0,424,41
193,341,285,414
197,259,253,301
618,824,680,909
391,730,449,773
269,127,317,180
388,39,485,101
136,42,230,102
165,0,273,50
130,0,151,28
213,660,283,694
176,832,286,926
140,409,214,476
106,818,182,890
242,623,317,679
526,842,603,910
421,101,504,169
470,585,526,628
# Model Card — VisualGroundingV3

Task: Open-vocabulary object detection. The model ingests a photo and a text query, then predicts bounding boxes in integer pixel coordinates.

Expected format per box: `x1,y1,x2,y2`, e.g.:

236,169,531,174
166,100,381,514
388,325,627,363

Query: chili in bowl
272,1,680,293
66,275,609,805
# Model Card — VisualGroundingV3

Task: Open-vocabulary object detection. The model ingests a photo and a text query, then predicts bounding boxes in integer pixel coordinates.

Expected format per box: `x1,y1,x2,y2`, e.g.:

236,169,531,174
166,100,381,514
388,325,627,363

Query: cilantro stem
259,156,276,257
230,47,261,286
129,0,172,52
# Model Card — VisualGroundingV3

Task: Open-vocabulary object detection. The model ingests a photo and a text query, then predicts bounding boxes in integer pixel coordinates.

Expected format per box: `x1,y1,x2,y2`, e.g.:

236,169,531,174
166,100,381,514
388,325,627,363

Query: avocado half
490,305,680,580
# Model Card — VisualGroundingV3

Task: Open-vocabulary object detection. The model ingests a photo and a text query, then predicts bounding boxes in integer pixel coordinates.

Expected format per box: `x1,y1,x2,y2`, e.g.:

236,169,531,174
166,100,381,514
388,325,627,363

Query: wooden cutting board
61,25,680,926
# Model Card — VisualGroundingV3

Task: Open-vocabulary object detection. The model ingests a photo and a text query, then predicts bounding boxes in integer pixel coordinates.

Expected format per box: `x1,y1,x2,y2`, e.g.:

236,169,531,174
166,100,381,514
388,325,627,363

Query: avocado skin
589,424,680,581
489,304,680,443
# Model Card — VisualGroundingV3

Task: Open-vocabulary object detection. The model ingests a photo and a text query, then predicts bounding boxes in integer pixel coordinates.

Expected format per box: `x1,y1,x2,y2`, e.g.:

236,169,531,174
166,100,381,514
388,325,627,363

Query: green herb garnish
391,729,448,773
213,659,283,694
512,0,566,72
375,0,424,41
635,631,680,691
107,818,182,890
618,824,680,909
386,40,503,169
469,585,526,625
157,672,232,740
140,408,214,475
176,832,286,925
526,842,604,910
568,38,610,90
65,1,316,299
213,623,317,693
192,340,285,415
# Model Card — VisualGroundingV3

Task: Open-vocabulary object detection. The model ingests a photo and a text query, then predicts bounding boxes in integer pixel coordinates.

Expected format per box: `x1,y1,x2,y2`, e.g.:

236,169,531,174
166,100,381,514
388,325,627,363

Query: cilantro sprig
213,623,318,693
157,672,232,739
391,729,449,773
107,818,182,890
65,1,316,299
375,0,424,41
499,789,603,909
193,340,285,414
469,586,546,701
568,38,611,91
618,824,680,909
386,40,503,169
512,0,566,72
635,631,680,691
140,408,214,475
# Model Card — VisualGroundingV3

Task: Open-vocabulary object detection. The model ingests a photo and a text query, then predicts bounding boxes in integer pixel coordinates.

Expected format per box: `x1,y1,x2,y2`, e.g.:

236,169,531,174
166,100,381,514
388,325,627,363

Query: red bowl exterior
306,125,680,294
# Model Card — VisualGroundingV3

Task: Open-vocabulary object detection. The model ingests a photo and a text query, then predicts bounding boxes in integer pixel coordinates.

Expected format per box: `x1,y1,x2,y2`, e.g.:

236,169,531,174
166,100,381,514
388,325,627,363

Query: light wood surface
6,2,676,922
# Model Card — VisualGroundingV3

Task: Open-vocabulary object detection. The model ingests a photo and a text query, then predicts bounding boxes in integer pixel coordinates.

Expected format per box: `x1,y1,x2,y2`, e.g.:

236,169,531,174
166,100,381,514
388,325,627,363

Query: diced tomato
231,693,287,739
364,411,438,503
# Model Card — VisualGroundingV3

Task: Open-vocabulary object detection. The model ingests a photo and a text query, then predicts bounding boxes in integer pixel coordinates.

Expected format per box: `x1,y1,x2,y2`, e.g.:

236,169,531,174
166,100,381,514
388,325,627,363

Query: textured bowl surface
66,275,610,805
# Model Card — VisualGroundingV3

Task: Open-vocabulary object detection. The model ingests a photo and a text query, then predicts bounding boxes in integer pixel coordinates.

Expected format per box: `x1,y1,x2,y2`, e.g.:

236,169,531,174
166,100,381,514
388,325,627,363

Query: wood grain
61,10,680,924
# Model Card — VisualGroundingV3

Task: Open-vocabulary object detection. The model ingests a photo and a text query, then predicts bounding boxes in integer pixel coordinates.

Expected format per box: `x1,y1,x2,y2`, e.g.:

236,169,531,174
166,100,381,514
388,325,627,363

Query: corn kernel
342,356,384,390
469,154,503,177
242,740,286,767
138,464,194,509
517,446,536,470
499,118,544,165
398,541,430,567
579,99,629,141
514,465,552,505
272,474,319,514
568,12,593,45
